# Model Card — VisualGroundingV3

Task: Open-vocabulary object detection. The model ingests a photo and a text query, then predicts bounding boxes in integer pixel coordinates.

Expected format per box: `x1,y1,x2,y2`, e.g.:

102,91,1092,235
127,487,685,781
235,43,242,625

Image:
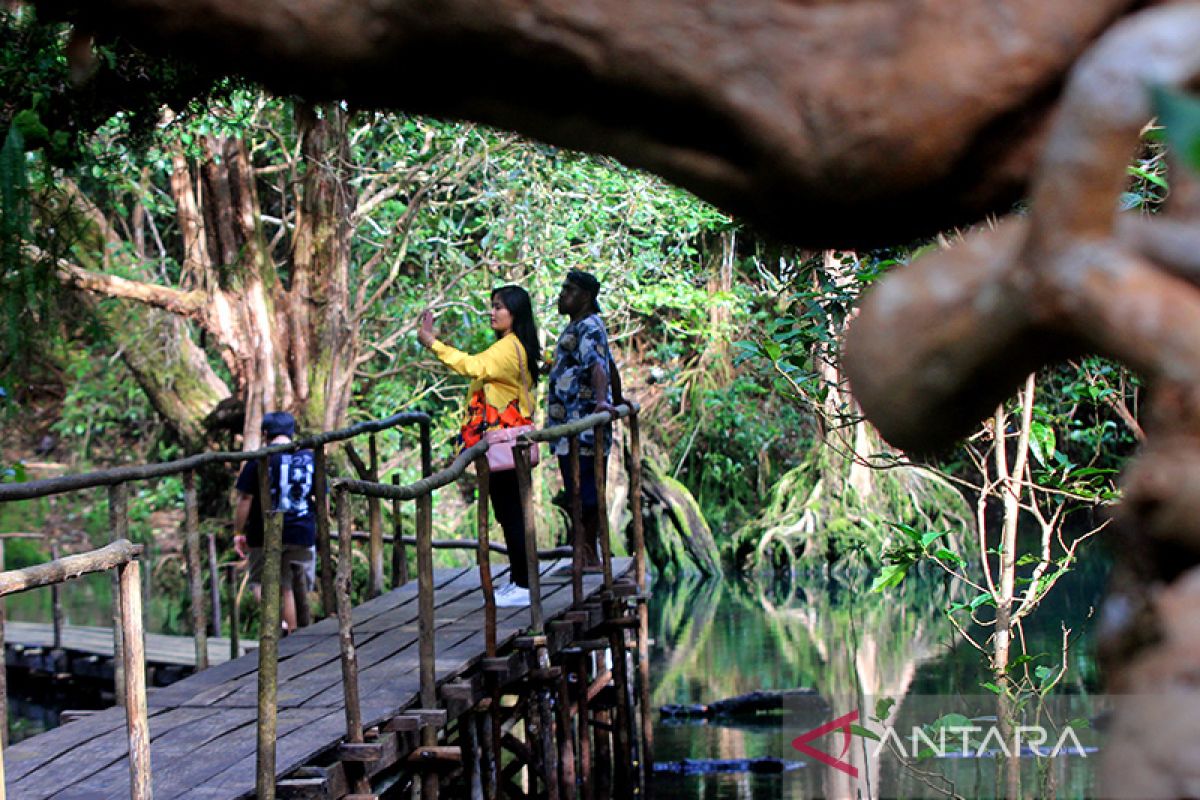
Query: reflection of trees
650,570,959,789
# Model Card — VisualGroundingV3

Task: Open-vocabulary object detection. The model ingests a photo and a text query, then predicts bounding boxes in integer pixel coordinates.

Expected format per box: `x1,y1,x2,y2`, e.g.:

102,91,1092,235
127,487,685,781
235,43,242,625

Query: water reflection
648,557,1106,799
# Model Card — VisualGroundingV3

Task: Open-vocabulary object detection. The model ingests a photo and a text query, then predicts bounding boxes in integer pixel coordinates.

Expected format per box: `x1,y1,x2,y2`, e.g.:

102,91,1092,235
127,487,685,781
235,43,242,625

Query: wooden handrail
0,539,142,596
0,540,151,800
0,411,431,502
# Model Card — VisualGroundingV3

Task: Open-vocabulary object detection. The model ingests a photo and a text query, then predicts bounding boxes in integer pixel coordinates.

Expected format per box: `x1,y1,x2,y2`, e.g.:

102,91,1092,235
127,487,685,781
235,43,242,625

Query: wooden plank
2,706,130,783
5,621,251,666
49,707,252,798
172,709,348,799
10,706,207,799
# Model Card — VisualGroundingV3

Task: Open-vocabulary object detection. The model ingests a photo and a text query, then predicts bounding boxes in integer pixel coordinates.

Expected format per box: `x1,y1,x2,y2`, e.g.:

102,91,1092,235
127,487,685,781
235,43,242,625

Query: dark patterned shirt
546,314,612,456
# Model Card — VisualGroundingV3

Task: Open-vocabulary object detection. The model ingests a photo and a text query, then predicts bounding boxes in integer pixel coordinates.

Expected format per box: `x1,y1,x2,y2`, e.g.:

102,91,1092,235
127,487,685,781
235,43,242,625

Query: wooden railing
0,412,431,799
0,540,148,800
329,402,648,798
0,403,652,798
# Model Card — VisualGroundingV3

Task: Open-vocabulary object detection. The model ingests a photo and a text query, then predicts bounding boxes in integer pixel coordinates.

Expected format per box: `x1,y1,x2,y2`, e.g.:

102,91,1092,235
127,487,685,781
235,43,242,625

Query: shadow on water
648,551,1109,799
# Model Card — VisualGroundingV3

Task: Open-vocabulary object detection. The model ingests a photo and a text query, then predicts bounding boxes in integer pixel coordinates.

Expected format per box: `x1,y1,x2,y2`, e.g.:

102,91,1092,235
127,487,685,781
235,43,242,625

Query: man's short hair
566,270,602,312
262,411,296,438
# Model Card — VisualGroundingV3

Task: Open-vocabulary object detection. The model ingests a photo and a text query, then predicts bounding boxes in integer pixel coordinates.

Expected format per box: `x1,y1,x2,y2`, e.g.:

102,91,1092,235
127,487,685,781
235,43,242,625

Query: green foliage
1153,85,1200,174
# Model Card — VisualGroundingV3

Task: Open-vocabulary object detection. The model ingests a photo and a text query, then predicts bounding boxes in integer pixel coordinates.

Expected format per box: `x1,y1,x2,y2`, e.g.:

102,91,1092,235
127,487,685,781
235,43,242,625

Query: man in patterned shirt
548,270,616,567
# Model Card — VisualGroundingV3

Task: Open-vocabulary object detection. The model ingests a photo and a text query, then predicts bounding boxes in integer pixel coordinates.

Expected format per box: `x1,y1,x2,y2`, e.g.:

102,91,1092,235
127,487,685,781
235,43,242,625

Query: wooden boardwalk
4,557,628,799
5,621,252,667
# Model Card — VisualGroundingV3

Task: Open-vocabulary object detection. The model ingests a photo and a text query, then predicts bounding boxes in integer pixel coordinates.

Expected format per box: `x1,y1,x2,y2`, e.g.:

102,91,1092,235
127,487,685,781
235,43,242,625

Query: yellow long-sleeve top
430,333,535,419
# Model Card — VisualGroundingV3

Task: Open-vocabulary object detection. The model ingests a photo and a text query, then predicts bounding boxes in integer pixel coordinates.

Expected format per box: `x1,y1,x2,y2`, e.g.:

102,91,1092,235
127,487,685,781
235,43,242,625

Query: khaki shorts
247,545,316,592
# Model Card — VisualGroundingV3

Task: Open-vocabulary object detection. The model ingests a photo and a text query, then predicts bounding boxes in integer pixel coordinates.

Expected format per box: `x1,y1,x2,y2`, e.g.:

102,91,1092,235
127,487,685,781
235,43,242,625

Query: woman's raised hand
417,309,436,348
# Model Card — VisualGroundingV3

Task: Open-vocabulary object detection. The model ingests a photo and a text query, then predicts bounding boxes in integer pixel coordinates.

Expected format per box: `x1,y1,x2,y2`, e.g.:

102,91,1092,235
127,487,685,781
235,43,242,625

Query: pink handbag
484,341,540,472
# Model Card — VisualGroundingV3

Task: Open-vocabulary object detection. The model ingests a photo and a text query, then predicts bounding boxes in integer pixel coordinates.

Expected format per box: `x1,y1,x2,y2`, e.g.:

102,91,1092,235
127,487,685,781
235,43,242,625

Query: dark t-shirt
235,450,317,548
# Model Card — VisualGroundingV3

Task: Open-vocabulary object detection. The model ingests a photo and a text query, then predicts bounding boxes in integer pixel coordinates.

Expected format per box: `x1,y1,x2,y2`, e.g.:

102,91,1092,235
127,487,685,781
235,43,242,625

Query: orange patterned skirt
460,390,533,448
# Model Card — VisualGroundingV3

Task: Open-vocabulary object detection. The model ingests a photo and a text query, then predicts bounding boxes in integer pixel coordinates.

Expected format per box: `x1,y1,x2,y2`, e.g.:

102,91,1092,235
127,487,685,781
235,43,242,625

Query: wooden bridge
0,406,653,799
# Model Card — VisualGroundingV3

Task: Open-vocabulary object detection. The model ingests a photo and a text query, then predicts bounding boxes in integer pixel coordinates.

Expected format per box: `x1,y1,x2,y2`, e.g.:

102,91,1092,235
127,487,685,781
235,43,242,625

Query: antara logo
791,710,861,778
792,709,1091,779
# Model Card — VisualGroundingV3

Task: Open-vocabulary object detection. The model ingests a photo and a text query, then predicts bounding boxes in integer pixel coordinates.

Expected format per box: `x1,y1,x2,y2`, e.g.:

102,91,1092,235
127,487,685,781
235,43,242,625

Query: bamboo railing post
315,444,335,618
335,486,371,795
48,539,63,651
391,474,407,588
207,531,222,636
475,457,496,657
184,470,209,670
594,422,613,592
568,436,585,607
255,455,283,800
416,421,439,799
513,443,543,632
367,434,384,598
108,484,129,706
118,557,152,800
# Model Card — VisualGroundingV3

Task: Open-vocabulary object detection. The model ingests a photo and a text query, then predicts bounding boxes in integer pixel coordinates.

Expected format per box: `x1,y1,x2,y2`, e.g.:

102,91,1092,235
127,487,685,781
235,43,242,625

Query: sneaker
495,584,530,608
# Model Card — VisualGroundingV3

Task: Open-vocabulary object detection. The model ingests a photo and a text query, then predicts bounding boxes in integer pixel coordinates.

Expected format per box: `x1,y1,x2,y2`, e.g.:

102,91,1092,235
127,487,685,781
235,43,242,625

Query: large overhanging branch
35,0,1140,248
34,244,207,319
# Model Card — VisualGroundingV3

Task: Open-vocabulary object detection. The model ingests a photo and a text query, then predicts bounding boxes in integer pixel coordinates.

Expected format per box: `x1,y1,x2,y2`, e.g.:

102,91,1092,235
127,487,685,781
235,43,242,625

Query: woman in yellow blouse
418,286,541,606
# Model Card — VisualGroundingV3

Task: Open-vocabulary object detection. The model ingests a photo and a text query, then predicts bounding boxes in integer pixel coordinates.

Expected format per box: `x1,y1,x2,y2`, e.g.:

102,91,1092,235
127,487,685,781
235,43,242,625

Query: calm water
647,554,1109,799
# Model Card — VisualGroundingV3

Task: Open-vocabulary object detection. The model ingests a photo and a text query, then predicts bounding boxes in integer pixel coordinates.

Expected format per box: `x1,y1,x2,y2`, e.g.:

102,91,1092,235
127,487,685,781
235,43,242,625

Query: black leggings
488,470,529,588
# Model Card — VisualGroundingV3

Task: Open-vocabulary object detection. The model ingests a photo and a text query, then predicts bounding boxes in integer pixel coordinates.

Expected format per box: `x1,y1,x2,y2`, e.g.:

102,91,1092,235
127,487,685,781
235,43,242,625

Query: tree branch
36,245,206,319
27,0,1142,249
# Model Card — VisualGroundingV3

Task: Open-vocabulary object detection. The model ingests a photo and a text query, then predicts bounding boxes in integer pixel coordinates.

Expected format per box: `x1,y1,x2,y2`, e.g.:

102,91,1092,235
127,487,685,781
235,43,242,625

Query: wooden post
575,651,594,800
367,434,384,598
478,707,498,800
48,539,63,651
335,486,371,794
108,484,128,707
464,710,484,800
513,443,543,632
391,474,408,588
475,457,496,657
628,411,653,783
184,471,209,671
315,445,335,618
568,436,585,608
535,646,561,800
207,531,222,637
608,603,634,792
256,455,283,800
0,538,6,748
594,423,612,592
227,564,241,660
118,558,152,800
417,421,440,800
556,663,577,800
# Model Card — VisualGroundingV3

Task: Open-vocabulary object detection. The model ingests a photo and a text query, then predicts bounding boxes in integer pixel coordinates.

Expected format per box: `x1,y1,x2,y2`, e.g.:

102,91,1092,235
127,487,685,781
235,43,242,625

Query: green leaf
1153,85,1200,174
982,681,1004,695
969,592,996,610
1029,420,1056,467
934,548,966,566
870,563,910,593
874,698,896,722
849,723,880,741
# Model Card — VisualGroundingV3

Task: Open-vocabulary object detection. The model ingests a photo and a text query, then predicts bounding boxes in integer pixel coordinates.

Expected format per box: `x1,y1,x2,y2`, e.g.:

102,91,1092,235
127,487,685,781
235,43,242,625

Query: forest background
0,9,1150,663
